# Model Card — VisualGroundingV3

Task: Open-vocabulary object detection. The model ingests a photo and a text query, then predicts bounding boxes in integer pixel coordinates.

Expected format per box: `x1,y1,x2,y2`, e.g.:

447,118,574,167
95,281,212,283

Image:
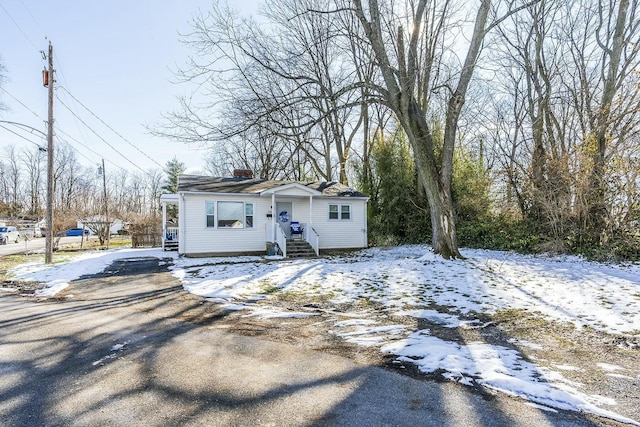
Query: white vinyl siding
182,195,267,255
180,192,367,256
313,199,367,249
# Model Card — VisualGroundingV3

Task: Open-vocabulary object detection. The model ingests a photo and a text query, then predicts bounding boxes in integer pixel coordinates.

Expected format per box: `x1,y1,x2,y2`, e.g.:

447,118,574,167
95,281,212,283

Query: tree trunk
404,101,463,259
584,0,630,242
352,0,467,258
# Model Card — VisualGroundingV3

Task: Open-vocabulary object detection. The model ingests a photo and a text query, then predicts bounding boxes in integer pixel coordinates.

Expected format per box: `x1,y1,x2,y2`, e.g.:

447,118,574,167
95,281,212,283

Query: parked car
60,228,90,237
0,226,20,244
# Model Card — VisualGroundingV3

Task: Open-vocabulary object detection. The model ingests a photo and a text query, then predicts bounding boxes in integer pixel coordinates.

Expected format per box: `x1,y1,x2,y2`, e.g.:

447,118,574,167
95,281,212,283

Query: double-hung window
341,204,351,220
205,202,215,227
329,204,351,220
329,204,339,220
245,203,254,228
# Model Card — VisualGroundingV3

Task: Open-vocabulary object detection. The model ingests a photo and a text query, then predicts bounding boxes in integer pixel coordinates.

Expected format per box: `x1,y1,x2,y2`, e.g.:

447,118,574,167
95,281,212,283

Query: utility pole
102,159,110,249
44,42,54,264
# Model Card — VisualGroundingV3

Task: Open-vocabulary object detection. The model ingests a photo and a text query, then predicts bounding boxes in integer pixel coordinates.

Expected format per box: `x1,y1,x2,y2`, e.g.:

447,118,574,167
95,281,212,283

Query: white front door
276,201,293,239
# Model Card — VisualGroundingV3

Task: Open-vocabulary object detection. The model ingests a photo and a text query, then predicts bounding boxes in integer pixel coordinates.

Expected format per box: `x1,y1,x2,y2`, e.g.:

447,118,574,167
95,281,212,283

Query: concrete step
286,240,316,258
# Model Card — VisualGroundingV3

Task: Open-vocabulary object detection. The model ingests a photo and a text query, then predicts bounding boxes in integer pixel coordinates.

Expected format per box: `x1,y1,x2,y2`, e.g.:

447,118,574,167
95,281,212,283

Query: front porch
160,193,180,251
268,221,319,258
263,183,322,258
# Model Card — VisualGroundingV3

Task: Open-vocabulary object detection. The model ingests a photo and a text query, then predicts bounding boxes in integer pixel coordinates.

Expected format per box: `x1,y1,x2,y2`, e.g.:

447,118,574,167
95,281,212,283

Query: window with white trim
218,201,245,228
329,204,339,220
245,203,254,228
329,204,351,220
341,204,351,220
206,201,254,229
205,201,215,227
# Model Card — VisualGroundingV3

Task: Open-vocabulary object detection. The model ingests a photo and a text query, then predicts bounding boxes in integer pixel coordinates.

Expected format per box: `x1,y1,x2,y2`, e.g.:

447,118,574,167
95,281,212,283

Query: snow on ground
4,244,639,425
173,246,640,335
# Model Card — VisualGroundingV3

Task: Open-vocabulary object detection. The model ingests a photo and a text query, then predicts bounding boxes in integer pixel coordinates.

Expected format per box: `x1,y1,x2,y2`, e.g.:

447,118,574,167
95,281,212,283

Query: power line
0,3,40,52
0,53,160,177
0,86,43,120
7,2,100,169
55,139,97,165
0,71,149,187
55,95,154,177
17,0,47,40
0,88,93,163
58,86,165,169
0,123,44,149
55,127,126,171
0,87,132,173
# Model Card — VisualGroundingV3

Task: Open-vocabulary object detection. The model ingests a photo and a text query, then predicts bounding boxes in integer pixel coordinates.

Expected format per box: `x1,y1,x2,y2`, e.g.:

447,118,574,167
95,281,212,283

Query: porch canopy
260,183,321,241
160,193,179,250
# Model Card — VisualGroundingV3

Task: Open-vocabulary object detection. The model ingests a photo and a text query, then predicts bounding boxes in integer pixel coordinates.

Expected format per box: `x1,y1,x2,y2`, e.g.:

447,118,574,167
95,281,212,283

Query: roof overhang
260,183,322,196
160,193,179,203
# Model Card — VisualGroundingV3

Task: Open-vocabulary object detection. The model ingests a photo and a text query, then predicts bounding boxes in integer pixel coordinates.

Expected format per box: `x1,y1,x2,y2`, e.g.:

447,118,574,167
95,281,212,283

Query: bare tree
4,145,23,216
0,57,6,112
145,169,164,215
21,147,45,216
486,0,640,252
155,0,369,185
578,0,639,241
348,0,534,258
54,144,85,212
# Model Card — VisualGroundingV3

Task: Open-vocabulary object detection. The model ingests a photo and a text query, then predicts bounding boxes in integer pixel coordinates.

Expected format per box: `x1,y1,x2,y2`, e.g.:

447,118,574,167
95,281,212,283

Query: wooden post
45,42,54,264
102,159,110,249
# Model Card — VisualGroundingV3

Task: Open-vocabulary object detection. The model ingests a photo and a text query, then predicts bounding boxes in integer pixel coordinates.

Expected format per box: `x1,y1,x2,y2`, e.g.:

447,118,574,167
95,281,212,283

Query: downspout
179,193,185,255
364,199,369,248
271,192,276,242
161,200,167,251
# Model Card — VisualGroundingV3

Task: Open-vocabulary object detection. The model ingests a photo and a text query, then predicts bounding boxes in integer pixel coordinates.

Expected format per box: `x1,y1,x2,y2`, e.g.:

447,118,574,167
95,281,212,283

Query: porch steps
164,241,179,251
286,240,316,258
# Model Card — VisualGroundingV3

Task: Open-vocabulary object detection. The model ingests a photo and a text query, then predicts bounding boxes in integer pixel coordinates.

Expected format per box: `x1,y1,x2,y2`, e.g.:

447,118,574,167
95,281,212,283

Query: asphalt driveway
0,256,619,426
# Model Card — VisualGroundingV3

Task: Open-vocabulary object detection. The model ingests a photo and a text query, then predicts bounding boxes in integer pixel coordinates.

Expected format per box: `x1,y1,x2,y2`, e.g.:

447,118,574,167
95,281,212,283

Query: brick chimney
233,169,253,179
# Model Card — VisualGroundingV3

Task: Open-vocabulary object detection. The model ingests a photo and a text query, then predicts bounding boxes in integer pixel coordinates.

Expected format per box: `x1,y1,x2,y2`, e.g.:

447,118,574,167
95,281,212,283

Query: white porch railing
302,224,319,256
274,223,287,258
163,226,179,250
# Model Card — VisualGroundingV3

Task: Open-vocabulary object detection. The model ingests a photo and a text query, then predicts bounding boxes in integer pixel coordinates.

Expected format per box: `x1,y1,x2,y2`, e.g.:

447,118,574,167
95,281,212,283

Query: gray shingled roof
177,175,368,198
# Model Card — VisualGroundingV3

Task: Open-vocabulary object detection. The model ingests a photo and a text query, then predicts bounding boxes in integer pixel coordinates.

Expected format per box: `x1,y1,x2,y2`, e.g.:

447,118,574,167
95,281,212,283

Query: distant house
77,216,124,235
160,173,369,257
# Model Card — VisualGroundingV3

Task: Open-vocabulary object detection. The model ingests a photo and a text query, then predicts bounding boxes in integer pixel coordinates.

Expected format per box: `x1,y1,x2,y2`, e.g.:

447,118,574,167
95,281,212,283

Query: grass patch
55,236,132,252
275,289,337,304
258,278,281,295
0,252,77,282
489,309,550,335
0,254,39,282
0,236,132,283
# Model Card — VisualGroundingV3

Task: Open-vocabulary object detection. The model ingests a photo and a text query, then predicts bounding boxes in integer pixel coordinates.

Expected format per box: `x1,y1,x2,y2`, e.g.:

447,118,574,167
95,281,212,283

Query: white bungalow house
160,174,369,257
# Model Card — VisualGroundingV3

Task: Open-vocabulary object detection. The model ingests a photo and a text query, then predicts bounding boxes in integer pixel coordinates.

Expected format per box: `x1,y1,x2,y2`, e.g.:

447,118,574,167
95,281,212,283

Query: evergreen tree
162,157,186,194
162,157,185,218
366,129,429,244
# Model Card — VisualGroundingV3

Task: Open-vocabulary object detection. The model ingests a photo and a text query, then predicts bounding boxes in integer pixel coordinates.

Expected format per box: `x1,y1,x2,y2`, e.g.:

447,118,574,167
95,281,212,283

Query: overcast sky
0,1,260,176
